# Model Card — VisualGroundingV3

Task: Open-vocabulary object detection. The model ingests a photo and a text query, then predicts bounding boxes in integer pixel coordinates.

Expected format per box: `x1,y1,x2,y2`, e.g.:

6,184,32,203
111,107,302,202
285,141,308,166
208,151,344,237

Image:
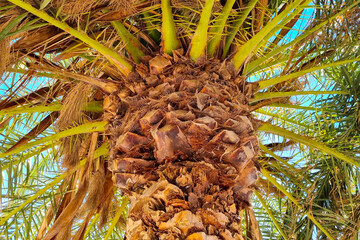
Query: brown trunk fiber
105,53,260,239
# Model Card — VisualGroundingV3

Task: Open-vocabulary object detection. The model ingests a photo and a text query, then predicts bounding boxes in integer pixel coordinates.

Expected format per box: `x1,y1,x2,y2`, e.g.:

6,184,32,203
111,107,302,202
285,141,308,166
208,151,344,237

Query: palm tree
0,0,359,239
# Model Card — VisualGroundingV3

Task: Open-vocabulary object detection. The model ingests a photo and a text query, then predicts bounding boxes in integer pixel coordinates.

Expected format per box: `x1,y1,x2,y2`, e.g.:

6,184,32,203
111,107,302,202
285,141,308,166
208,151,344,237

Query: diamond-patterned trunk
105,53,260,240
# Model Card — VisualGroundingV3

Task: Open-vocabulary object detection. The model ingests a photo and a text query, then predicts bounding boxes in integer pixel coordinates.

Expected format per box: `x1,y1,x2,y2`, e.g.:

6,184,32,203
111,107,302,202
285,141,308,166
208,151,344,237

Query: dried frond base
57,82,93,130
106,52,260,239
0,38,10,76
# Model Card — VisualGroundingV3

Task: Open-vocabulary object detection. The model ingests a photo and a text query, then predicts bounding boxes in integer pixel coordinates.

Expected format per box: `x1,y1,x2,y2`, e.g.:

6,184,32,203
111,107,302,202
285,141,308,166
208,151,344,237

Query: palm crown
0,0,359,239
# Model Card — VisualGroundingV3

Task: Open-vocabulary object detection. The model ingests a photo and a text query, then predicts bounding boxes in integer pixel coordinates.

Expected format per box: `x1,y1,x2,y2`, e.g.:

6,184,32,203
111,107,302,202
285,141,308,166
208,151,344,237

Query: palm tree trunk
105,54,260,239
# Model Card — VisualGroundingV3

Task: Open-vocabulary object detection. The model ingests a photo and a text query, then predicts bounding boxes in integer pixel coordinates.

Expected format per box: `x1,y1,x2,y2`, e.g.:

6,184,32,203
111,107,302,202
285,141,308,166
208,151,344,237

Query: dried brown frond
12,26,63,51
0,38,10,76
72,210,95,240
62,135,82,168
93,0,159,22
246,207,262,240
36,180,68,240
172,0,222,12
253,0,268,34
257,177,286,198
0,15,20,76
54,183,75,221
172,0,204,8
98,172,115,228
36,208,54,240
54,223,72,240
116,215,127,230
43,178,89,240
108,0,137,12
53,0,100,16
99,196,112,229
57,82,93,130
53,0,148,21
83,166,105,211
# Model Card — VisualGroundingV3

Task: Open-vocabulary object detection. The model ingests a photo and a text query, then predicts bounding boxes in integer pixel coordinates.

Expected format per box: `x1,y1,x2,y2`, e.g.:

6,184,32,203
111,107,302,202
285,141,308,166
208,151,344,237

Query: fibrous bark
105,51,260,239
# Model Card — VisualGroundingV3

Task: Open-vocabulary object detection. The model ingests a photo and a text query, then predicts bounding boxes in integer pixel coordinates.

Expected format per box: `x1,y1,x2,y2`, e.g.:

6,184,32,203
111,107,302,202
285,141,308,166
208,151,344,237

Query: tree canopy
0,0,359,239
